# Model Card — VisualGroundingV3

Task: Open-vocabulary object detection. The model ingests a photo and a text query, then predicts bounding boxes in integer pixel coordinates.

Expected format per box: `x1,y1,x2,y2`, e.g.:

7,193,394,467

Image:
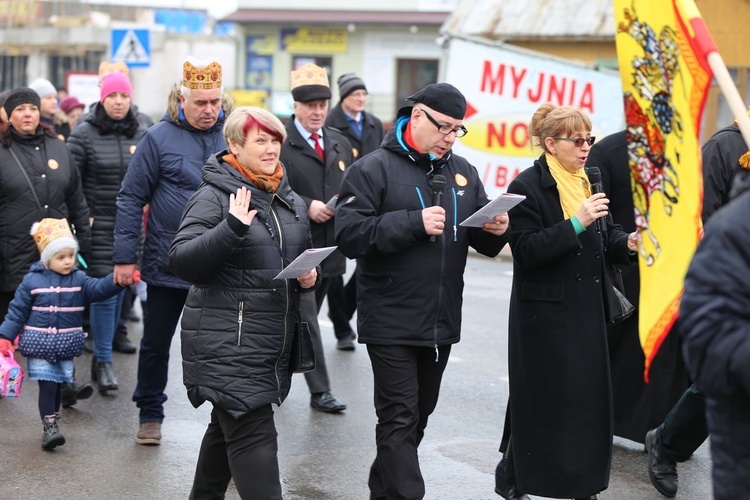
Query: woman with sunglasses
496,103,639,500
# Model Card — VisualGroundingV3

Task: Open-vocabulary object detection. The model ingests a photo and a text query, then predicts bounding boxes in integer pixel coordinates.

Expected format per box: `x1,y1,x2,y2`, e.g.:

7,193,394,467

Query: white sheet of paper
459,193,526,228
325,194,339,210
274,246,338,280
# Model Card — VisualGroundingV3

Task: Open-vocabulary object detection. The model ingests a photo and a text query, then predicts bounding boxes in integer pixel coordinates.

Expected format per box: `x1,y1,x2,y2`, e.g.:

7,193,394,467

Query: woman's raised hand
229,187,258,226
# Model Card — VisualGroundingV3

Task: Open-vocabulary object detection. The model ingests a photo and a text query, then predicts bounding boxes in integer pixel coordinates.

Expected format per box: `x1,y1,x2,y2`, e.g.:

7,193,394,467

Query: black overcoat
325,104,384,160
506,154,631,498
280,118,354,277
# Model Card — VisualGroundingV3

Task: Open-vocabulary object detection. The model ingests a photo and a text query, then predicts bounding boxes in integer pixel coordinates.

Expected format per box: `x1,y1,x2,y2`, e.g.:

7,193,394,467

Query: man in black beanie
335,83,510,499
324,73,385,350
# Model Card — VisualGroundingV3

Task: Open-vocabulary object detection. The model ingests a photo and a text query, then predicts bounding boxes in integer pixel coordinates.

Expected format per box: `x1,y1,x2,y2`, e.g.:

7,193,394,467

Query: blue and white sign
111,29,150,68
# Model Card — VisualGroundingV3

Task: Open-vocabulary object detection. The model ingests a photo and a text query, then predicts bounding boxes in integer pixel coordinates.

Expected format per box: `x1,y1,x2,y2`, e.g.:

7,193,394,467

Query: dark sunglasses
419,108,468,138
553,136,596,148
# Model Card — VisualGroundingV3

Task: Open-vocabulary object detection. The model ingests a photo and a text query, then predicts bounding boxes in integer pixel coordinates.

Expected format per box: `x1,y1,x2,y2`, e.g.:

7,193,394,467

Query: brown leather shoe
136,422,162,445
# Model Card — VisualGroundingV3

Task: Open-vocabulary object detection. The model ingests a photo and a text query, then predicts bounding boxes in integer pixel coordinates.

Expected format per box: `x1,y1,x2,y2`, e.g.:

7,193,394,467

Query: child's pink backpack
0,352,24,397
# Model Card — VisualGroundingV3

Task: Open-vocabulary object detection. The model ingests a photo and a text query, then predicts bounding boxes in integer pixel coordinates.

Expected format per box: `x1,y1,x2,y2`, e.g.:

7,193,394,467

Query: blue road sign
111,29,150,68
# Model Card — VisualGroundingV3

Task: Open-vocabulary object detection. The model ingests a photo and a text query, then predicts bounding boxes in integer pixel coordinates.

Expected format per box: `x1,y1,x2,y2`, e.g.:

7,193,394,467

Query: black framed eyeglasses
419,108,468,138
553,136,596,148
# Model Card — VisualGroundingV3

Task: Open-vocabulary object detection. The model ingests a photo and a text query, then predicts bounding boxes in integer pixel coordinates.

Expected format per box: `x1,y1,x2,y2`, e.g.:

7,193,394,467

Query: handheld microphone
585,166,604,235
429,174,447,242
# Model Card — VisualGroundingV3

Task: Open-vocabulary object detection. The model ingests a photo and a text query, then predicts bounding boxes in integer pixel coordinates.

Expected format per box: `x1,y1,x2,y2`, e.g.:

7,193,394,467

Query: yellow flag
614,0,716,381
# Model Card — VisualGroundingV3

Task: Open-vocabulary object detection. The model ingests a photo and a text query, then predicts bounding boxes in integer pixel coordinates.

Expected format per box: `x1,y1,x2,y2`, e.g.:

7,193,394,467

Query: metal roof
441,0,615,42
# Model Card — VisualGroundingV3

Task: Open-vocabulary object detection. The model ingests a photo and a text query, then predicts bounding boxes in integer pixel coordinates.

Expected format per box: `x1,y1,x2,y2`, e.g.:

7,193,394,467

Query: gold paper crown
183,59,222,90
32,218,74,255
98,61,129,82
290,63,329,91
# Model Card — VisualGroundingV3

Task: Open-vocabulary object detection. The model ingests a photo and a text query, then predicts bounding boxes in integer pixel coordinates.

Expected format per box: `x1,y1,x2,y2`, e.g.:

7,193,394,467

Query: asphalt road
0,254,712,499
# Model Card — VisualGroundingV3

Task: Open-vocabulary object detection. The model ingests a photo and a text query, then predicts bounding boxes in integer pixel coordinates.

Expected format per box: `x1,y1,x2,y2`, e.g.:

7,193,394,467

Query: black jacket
325,104,384,160
280,119,354,277
680,173,750,498
67,104,147,277
701,124,747,221
169,152,314,418
0,128,91,292
335,110,508,346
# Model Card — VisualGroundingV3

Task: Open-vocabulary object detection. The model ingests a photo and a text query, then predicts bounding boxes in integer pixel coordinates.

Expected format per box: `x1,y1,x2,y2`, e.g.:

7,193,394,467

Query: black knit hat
3,87,41,117
337,73,367,100
406,83,466,120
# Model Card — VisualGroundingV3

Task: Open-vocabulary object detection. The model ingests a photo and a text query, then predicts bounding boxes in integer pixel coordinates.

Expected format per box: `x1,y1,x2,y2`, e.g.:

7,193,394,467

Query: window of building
395,59,439,115
292,56,333,81
0,55,29,90
49,52,104,92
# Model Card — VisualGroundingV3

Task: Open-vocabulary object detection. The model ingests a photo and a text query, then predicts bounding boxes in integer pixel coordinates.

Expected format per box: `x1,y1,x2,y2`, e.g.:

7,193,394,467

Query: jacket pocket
521,281,564,302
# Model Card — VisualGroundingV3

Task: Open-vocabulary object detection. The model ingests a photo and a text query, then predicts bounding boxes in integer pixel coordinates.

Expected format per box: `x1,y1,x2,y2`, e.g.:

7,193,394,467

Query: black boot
96,362,118,392
42,414,65,450
113,329,137,354
495,456,530,500
61,382,94,407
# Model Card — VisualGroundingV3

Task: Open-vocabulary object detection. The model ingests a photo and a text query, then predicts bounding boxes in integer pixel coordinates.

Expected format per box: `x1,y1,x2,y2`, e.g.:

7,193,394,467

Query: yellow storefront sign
281,28,347,54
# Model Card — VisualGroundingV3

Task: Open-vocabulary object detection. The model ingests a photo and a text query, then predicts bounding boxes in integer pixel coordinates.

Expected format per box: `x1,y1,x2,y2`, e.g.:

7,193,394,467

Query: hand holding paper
460,193,525,228
274,246,338,280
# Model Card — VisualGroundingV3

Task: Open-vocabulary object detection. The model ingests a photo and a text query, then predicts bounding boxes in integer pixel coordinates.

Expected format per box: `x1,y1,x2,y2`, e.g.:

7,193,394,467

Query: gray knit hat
29,78,57,99
337,73,367,100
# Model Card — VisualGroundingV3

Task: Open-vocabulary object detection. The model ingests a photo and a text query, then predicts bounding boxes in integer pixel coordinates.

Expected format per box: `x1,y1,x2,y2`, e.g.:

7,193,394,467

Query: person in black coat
0,87,91,318
68,72,147,393
169,106,318,499
324,72,385,350
280,64,353,413
679,169,750,499
336,83,509,500
501,104,638,500
585,131,689,445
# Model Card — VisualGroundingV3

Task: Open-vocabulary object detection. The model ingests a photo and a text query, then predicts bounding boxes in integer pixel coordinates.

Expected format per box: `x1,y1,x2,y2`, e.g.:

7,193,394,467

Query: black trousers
190,404,281,500
367,344,451,500
326,273,357,338
658,383,708,462
301,278,332,394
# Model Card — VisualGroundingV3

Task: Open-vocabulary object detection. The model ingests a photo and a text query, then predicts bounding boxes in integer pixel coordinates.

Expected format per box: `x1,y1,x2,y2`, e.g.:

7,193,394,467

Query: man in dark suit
324,73,385,350
280,64,354,413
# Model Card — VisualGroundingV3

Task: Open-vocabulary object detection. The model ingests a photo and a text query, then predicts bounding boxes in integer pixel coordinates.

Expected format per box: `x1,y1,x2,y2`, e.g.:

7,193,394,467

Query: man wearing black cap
335,82,510,498
280,64,354,413
325,73,385,350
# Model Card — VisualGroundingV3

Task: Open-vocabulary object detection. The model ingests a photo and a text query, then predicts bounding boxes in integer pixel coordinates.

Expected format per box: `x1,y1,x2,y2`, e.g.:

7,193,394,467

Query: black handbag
602,260,635,324
290,322,316,373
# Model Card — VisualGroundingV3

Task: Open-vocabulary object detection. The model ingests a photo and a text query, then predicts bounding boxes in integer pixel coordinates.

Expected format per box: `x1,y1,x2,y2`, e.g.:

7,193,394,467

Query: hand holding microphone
580,167,610,229
426,174,447,242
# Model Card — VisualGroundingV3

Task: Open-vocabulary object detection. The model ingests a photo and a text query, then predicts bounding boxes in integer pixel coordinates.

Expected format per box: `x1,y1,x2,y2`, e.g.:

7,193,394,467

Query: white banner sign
445,38,624,197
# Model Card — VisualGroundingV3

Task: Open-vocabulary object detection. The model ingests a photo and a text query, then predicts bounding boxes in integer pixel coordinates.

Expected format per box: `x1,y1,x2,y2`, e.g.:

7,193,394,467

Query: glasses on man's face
419,108,468,138
553,136,596,148
348,90,368,99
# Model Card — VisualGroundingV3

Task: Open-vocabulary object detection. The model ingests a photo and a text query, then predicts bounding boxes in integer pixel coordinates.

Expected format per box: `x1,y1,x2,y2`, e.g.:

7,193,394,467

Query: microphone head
430,174,447,192
586,166,601,184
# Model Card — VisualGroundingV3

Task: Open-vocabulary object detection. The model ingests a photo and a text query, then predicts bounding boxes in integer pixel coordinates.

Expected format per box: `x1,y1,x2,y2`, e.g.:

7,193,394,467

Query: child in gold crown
0,218,131,450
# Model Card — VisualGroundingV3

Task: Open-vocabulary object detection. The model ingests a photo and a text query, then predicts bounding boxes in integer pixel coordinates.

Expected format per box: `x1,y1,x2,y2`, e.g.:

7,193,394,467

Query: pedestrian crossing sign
111,29,150,68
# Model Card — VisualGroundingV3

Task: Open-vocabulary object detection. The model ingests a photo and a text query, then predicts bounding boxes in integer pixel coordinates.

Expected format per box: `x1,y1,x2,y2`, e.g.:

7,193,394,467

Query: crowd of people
0,52,744,500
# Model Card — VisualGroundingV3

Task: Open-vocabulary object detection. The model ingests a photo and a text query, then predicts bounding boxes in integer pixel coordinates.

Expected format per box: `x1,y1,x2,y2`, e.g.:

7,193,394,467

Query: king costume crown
183,57,222,90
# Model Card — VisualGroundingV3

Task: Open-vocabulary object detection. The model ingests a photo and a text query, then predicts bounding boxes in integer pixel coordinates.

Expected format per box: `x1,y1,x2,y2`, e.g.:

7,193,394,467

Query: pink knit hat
100,72,132,103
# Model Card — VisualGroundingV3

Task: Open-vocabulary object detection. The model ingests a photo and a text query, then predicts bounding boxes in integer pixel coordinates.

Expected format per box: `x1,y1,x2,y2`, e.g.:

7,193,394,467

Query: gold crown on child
32,218,73,255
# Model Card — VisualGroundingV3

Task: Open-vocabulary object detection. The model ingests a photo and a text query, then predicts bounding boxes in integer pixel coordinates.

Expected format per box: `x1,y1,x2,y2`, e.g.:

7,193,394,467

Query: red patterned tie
310,133,325,161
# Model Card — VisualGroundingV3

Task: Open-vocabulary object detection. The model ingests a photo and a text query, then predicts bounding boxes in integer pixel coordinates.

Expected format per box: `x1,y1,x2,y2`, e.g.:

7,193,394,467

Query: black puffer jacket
67,104,147,277
0,127,91,292
169,151,314,418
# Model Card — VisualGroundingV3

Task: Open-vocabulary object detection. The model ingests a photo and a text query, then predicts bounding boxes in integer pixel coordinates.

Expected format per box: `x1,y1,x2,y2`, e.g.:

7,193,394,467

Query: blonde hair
223,106,287,146
528,103,592,153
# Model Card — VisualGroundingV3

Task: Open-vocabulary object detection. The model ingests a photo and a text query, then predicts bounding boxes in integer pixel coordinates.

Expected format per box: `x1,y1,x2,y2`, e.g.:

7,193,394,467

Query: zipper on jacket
237,301,244,345
451,187,458,242
270,199,287,399
434,214,447,361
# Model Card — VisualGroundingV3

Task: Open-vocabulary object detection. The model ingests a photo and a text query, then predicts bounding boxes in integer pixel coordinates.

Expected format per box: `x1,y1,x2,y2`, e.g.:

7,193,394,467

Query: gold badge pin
455,173,467,186
130,145,137,155
352,147,359,158
338,160,346,171
48,159,59,170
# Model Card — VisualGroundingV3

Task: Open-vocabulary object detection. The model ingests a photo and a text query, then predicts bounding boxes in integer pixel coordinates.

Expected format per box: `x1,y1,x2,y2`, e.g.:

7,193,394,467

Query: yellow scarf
545,152,590,219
